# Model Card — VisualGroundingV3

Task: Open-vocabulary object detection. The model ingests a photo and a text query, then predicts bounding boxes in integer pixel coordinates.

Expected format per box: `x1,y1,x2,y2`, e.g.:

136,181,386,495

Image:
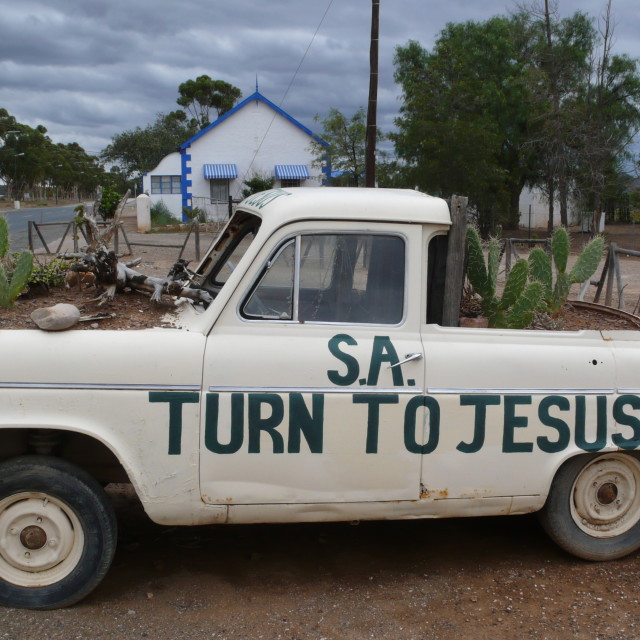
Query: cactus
0,217,8,260
465,228,543,329
528,228,604,314
0,216,34,308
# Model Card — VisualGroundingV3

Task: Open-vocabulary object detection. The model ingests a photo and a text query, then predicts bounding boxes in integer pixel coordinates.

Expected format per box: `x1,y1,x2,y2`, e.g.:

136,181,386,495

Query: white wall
142,152,183,218
519,186,562,229
186,99,322,206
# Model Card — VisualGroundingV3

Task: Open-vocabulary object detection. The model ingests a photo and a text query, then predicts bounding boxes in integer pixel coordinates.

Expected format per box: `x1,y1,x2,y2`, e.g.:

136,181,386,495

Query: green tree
309,108,373,187
0,110,102,201
176,75,242,129
101,112,197,180
393,18,542,233
568,0,640,229
521,3,596,229
392,5,640,235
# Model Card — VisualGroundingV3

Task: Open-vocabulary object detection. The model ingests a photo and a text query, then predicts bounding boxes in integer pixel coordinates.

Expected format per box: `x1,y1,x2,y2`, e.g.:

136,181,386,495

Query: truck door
200,222,426,505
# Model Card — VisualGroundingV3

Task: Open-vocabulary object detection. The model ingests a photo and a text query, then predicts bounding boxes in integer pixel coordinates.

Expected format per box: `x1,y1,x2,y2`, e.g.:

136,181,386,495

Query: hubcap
0,492,84,587
597,482,618,506
571,454,640,538
19,525,48,550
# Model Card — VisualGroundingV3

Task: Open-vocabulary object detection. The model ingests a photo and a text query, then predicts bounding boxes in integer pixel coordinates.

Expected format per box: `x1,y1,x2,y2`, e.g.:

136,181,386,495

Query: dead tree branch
61,190,212,306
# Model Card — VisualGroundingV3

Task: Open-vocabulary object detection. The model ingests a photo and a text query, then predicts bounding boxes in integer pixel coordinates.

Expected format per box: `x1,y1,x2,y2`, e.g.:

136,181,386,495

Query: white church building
143,90,329,221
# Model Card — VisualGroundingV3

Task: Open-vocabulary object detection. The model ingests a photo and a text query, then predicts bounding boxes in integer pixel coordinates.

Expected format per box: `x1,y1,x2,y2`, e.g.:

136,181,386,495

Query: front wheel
0,456,117,609
539,452,640,561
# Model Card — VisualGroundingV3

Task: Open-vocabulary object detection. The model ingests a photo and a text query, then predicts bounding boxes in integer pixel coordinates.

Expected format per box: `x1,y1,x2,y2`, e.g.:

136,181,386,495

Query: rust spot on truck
420,487,449,499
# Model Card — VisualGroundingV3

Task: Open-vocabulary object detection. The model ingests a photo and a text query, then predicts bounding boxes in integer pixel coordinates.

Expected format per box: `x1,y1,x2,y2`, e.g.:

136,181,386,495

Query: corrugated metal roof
203,164,238,179
275,164,310,180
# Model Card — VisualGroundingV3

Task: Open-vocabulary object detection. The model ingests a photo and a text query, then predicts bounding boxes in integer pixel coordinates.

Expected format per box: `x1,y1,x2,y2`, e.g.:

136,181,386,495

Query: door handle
388,353,423,369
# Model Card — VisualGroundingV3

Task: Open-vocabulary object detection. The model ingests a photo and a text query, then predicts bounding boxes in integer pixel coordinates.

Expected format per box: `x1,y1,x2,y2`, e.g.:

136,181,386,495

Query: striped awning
203,164,238,179
275,164,310,180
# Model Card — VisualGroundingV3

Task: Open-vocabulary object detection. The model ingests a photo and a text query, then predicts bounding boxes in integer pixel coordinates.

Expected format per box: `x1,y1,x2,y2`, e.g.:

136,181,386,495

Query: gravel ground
1,485,640,639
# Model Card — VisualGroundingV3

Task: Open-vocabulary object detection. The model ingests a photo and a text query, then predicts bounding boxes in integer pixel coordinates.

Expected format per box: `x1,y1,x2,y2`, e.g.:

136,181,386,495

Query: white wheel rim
571,454,640,538
0,492,84,587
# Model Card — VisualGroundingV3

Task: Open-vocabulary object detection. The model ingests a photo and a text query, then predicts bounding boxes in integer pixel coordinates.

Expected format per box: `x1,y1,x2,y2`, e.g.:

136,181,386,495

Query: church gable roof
180,91,329,149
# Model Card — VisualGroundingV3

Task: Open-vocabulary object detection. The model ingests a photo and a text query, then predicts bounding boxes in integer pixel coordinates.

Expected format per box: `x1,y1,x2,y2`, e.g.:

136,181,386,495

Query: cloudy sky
1,0,639,157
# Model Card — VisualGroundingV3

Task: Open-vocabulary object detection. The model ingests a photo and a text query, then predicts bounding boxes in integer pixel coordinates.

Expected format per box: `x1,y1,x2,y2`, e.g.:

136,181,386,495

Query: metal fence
191,196,236,223
28,220,206,262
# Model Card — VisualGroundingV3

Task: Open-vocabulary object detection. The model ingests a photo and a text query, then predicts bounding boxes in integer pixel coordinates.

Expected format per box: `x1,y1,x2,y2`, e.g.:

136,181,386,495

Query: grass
150,201,180,227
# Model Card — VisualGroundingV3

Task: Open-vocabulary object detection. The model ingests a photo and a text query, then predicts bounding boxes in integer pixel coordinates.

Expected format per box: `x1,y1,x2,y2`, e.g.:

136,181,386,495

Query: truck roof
238,187,452,227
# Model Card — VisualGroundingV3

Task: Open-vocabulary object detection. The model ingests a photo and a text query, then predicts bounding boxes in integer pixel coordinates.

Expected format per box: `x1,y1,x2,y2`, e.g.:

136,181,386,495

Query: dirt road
1,485,639,640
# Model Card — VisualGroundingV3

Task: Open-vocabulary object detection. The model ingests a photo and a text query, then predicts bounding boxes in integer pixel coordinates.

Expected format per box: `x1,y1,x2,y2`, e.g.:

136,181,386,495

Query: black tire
0,456,117,609
539,452,640,561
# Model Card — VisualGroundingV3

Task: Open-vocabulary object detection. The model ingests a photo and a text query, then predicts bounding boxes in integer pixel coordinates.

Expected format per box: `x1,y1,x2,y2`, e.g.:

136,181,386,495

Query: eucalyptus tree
309,108,370,187
101,111,197,181
0,111,101,201
176,75,242,129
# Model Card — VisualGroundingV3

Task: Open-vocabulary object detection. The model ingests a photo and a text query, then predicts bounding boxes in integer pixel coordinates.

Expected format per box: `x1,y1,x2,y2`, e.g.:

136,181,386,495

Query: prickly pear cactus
0,217,9,259
528,247,553,302
498,259,529,311
465,227,493,302
528,229,604,314
503,281,544,329
551,227,570,274
0,216,34,308
569,236,604,284
465,228,542,329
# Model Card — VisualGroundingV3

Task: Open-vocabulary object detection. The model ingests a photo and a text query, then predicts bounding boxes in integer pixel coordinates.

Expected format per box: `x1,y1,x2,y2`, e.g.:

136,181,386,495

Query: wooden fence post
441,195,468,327
613,246,625,310
604,243,616,307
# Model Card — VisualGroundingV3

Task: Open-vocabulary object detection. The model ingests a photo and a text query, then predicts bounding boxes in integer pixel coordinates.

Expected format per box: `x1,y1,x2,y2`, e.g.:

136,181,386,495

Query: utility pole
365,0,379,188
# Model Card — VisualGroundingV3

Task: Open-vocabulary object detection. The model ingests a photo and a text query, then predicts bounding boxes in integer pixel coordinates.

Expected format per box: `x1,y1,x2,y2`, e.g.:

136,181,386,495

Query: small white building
518,186,594,230
143,91,329,221
519,186,562,230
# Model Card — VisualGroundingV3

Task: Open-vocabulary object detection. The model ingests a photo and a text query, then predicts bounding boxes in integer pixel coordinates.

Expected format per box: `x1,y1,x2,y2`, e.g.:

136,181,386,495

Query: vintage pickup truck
1,187,640,609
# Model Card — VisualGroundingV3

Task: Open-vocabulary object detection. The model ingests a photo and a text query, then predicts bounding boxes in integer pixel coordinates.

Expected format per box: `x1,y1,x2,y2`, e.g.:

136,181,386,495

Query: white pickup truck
1,187,639,609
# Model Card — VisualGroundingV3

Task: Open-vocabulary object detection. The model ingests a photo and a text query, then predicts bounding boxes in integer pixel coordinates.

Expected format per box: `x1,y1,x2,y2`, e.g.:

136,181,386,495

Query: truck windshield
192,211,262,294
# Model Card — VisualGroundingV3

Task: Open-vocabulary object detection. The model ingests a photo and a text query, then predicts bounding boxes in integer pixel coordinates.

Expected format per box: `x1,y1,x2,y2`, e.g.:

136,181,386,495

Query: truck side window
242,234,405,325
242,240,295,320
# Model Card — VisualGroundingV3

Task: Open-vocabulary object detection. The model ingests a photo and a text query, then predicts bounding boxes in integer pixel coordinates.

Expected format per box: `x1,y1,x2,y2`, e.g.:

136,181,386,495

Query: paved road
1,204,77,251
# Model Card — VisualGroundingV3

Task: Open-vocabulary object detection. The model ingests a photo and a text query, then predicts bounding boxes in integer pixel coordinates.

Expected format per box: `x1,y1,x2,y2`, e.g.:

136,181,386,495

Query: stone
30,303,81,331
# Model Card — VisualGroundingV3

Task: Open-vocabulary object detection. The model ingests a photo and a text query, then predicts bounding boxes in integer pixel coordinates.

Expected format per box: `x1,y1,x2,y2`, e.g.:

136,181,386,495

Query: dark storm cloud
1,0,638,155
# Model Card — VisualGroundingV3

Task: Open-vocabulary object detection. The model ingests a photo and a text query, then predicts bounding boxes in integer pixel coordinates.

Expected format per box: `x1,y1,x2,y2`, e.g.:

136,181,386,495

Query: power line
278,0,335,108
240,0,334,187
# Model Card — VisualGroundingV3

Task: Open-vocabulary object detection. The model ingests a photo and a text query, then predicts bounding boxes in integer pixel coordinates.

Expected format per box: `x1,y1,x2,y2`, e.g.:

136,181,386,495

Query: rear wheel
539,453,640,561
0,456,117,609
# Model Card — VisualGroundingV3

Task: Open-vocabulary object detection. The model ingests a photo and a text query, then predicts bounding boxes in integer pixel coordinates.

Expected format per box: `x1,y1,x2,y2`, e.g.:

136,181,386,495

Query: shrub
241,173,275,198
29,257,77,290
151,201,180,227
98,185,121,220
183,206,207,223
